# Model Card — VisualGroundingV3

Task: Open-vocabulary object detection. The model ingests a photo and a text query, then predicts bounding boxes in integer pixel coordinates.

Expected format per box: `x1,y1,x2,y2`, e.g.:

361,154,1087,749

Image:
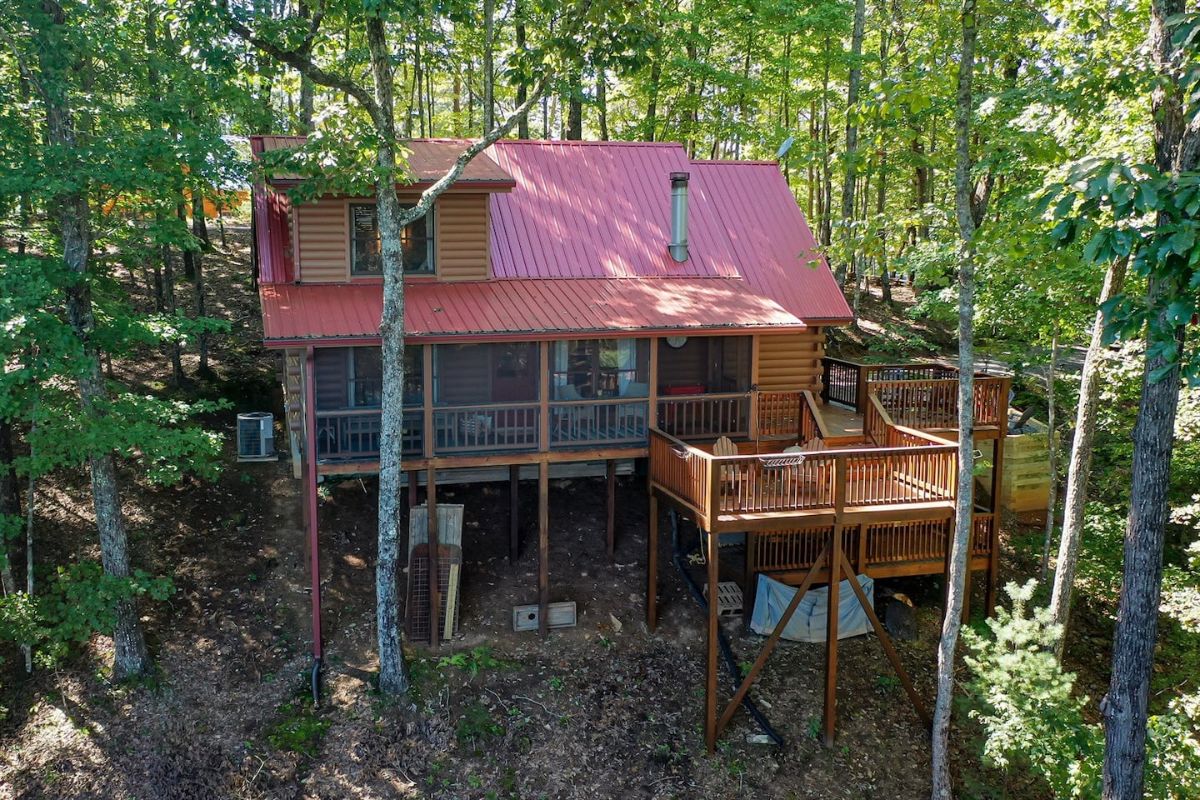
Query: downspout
305,346,323,705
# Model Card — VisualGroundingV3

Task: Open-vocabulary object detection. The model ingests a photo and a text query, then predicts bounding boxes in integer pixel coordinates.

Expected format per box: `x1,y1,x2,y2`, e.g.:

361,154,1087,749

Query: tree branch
402,74,554,222
217,0,382,128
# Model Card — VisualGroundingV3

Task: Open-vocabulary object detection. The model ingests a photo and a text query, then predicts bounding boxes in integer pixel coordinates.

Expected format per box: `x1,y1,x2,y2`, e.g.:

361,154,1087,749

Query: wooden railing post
538,341,550,453
855,365,869,414
834,455,847,514
422,346,435,459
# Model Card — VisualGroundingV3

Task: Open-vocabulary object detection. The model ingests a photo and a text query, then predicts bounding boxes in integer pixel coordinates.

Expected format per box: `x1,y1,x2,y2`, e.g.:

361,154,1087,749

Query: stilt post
509,464,520,564
538,460,549,636
605,459,616,560
427,466,440,649
646,493,658,631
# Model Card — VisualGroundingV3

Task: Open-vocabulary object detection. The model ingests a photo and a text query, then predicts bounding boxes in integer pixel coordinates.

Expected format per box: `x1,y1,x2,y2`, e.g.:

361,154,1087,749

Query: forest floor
0,229,1058,799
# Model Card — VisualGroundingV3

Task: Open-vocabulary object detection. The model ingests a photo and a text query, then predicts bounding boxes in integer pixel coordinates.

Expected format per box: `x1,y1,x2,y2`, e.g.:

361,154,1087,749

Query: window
350,203,435,275
434,343,538,405
311,346,423,409
552,339,649,400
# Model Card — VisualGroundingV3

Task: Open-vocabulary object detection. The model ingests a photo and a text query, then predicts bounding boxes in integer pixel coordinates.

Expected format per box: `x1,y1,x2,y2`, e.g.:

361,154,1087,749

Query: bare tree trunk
819,36,833,248
162,239,183,385
483,0,495,133
32,0,151,681
0,420,19,597
596,66,608,140
1102,4,1193,793
1050,256,1128,658
565,63,583,139
1039,335,1059,581
191,192,211,378
365,15,410,697
835,0,866,285
931,1,978,796
515,2,529,138
297,0,315,131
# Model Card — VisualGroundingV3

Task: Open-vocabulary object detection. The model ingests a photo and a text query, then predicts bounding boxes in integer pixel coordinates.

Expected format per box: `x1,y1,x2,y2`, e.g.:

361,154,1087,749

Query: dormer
251,137,514,284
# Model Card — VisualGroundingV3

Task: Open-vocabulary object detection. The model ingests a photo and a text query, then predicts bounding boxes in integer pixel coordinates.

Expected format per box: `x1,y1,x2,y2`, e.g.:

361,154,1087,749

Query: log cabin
249,135,1009,750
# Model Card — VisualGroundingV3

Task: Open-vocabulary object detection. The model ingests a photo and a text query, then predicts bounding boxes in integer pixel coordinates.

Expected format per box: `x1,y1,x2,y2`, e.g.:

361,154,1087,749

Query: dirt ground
0,228,1030,799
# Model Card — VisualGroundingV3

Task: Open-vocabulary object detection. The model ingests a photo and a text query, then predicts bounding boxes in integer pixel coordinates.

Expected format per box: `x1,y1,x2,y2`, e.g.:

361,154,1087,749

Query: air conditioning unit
237,412,276,462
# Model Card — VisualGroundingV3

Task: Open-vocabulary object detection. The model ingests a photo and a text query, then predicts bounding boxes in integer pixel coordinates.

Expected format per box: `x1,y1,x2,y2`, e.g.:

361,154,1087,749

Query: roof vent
669,171,690,263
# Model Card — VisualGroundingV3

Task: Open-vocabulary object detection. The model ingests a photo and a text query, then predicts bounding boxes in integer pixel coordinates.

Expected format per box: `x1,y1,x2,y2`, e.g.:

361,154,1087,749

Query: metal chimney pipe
669,171,690,263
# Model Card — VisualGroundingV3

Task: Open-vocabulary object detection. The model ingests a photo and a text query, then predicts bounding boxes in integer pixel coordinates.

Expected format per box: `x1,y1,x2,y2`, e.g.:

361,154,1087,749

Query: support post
605,459,616,560
427,466,440,649
822,522,843,746
422,346,435,459
962,565,973,624
704,521,720,754
646,493,658,631
509,464,520,564
538,460,549,635
647,338,659,444
407,468,419,510
986,378,1010,615
303,348,323,665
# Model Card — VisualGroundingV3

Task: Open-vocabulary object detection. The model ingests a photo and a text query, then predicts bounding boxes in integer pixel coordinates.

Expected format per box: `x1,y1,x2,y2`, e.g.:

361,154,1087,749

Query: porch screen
551,339,649,400
434,343,538,405
311,346,422,409
657,335,751,393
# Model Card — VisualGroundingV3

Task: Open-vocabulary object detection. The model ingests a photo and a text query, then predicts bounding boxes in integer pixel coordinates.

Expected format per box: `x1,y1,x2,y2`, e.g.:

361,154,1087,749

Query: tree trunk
1102,3,1193,793
643,56,660,141
819,36,833,248
0,420,19,597
1039,335,1059,581
297,0,314,132
931,1,978,796
366,14,410,697
1050,256,1128,658
515,1,529,138
162,239,183,385
596,67,608,140
565,63,583,140
835,0,867,285
1102,276,1185,799
33,0,151,681
191,192,211,378
483,0,495,133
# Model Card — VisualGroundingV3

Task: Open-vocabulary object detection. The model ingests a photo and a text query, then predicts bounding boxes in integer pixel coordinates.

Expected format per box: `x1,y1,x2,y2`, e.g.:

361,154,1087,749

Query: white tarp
749,573,874,643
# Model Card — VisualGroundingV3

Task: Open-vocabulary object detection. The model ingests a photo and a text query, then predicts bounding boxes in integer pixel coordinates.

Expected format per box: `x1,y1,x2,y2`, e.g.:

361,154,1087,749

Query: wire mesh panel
405,543,462,643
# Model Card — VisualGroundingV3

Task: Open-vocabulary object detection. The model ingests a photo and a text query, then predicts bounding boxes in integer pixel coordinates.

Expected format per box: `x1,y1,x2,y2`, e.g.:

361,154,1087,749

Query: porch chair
556,384,597,440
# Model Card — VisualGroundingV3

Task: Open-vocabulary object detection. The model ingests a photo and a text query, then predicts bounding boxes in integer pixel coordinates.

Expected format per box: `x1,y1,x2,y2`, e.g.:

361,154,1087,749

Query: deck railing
757,390,827,443
433,403,540,454
315,408,422,459
753,512,994,574
870,376,1006,431
649,428,957,526
656,392,750,440
549,398,649,448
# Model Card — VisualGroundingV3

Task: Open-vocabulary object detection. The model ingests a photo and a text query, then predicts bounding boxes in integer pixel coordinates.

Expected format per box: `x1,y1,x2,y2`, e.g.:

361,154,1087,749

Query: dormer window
350,202,435,275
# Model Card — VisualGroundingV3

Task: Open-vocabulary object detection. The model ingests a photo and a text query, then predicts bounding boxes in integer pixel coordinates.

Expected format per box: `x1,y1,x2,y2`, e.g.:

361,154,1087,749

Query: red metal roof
252,184,294,283
253,138,852,345
260,279,808,344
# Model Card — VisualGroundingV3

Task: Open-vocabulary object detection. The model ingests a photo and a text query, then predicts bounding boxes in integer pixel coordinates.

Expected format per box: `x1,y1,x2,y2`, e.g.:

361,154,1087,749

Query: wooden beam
538,342,550,453
648,337,660,436
837,551,931,728
538,460,549,636
606,459,616,561
407,468,419,510
317,445,648,475
822,522,843,746
987,380,1011,616
427,465,440,650
422,346,435,459
646,493,659,631
717,542,829,737
508,464,520,564
704,513,721,754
